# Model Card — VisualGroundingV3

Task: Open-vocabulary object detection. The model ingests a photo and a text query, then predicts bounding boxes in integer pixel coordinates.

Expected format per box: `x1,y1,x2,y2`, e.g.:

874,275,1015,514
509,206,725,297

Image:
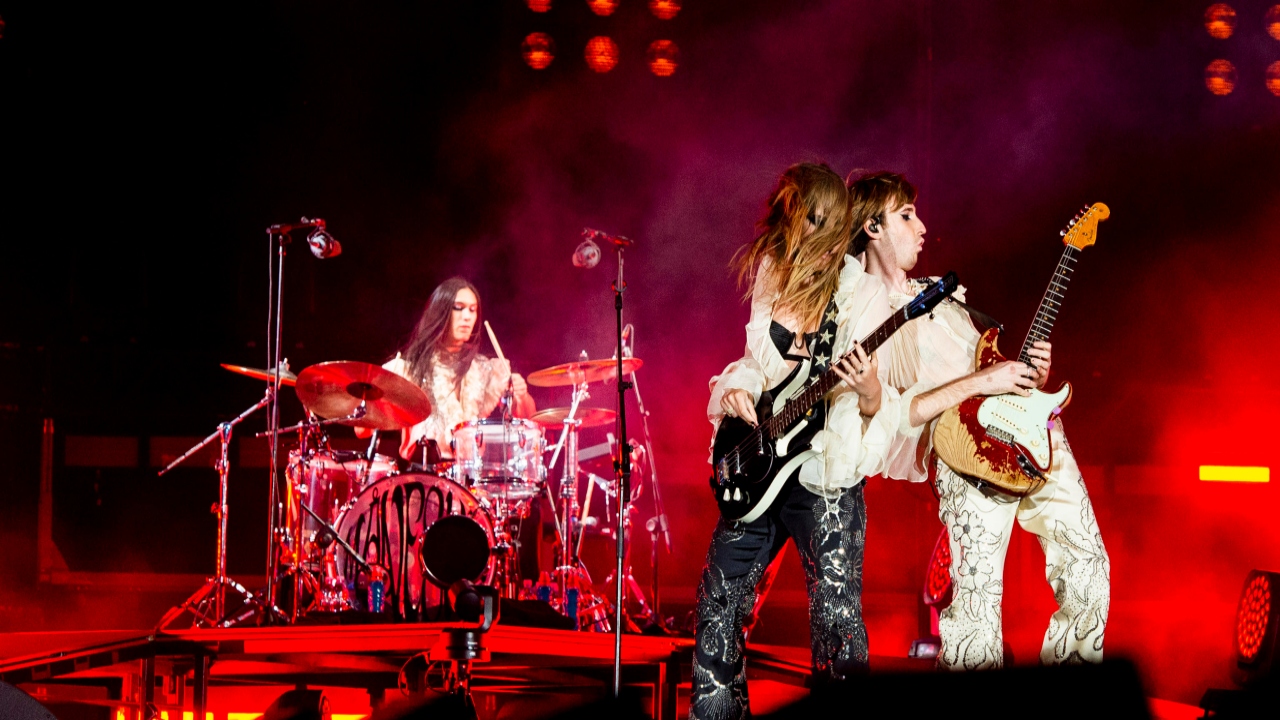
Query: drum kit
162,352,663,633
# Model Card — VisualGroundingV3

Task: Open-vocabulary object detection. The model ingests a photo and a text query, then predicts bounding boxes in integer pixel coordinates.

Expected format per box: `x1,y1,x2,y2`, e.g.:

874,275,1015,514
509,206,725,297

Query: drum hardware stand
623,328,674,630
400,585,500,719
157,389,278,630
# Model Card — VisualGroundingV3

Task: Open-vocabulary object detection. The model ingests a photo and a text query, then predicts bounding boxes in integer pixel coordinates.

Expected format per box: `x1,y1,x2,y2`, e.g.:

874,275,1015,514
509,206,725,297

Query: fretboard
764,306,909,435
1018,245,1079,365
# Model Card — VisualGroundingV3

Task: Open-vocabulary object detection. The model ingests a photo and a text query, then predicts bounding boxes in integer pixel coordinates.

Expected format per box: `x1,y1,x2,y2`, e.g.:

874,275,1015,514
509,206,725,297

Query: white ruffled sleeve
797,258,903,496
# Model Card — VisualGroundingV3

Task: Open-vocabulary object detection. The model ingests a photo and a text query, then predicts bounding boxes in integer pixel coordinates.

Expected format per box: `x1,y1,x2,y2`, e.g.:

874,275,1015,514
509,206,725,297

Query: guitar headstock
905,271,960,320
1060,202,1110,251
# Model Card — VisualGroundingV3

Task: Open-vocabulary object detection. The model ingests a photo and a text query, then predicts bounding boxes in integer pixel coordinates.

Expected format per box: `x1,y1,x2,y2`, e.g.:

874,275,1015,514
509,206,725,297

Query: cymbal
530,406,618,429
221,363,297,387
526,358,644,388
295,361,432,430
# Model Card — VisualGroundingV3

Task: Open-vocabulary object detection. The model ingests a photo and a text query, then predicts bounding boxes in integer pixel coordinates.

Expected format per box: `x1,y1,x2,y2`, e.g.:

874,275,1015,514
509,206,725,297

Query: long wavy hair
732,162,853,329
398,277,482,392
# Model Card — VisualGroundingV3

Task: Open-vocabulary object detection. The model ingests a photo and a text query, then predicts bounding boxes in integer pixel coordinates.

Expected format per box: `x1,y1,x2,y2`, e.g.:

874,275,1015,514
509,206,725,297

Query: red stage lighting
1205,4,1238,39
587,0,618,17
1268,61,1280,96
649,0,681,20
584,36,619,73
1234,570,1280,686
1267,5,1280,41
527,0,552,12
522,33,556,70
646,39,679,77
1205,59,1238,95
923,526,953,607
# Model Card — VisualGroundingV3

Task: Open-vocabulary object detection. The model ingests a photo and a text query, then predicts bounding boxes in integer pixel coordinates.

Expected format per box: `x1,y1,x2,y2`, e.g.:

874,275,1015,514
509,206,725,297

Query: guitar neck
1018,244,1079,365
765,307,908,434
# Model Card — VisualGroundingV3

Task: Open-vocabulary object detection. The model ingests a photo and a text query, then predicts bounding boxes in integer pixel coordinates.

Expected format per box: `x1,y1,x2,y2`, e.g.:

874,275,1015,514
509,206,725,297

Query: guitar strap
910,275,1002,332
807,296,840,380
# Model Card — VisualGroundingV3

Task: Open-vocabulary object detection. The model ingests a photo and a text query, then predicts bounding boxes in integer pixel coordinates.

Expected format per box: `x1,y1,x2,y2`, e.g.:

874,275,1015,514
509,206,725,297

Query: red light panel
646,40,679,77
1237,573,1271,661
1205,4,1238,39
1205,59,1238,96
587,0,618,17
1268,61,1280,97
1267,5,1280,41
584,36,619,73
923,527,953,607
522,33,556,70
649,0,681,20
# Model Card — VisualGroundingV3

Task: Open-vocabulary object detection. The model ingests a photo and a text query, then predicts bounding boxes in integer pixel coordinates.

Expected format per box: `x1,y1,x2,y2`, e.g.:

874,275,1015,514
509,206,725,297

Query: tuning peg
1059,229,1067,236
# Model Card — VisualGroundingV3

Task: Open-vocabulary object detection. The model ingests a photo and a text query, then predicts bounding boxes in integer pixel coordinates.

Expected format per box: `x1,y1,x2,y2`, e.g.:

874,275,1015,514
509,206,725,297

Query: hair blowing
732,162,854,330
399,277,482,392
847,170,918,256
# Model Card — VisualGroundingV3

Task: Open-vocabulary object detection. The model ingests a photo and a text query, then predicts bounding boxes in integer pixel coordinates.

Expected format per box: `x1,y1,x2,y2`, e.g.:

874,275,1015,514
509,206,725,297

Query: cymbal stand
157,389,274,629
625,332,673,628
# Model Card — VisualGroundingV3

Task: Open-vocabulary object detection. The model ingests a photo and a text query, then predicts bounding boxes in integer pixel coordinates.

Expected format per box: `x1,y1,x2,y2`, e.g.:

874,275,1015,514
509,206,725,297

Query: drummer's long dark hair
399,277,482,392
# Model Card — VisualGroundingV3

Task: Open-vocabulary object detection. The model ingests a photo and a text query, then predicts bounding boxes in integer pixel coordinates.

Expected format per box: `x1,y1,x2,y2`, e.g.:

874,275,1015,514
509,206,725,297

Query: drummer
358,277,537,461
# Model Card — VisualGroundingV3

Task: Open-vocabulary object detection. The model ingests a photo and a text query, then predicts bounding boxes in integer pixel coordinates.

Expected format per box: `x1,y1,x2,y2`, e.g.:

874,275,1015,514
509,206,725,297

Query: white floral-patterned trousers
934,424,1110,670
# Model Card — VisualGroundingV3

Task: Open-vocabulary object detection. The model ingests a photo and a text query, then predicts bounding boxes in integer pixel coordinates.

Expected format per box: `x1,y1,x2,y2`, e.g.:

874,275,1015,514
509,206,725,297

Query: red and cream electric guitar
932,203,1109,496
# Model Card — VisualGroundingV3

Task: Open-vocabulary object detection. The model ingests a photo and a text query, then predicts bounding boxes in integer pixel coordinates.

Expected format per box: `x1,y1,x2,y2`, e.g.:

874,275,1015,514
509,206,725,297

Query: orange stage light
1200,465,1269,482
522,33,556,70
1267,5,1280,41
527,0,553,11
584,36,619,73
1268,61,1280,96
646,39,679,77
1205,59,1238,95
1205,3,1237,39
587,0,618,17
649,0,681,20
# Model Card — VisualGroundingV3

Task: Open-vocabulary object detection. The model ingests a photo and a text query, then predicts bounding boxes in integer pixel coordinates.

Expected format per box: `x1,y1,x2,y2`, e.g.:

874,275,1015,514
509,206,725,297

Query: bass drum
334,473,494,618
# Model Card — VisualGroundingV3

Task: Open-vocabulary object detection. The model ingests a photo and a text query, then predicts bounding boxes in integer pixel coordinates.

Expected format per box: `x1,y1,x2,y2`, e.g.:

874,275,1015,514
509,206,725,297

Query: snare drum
450,418,546,502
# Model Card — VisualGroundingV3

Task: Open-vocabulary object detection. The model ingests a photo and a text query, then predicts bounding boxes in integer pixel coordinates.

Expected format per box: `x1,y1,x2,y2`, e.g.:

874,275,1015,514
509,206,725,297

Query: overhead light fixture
585,36,619,73
1205,59,1239,95
646,40,679,77
522,32,556,70
1205,4,1238,39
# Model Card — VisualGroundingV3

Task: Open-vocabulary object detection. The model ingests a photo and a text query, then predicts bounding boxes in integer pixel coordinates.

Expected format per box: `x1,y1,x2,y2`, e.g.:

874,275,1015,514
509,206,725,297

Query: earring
868,219,880,233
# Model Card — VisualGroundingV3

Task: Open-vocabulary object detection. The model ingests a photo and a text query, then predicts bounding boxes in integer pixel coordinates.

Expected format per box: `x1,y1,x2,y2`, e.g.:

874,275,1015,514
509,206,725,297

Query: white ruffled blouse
881,279,980,483
706,256,902,498
383,351,510,460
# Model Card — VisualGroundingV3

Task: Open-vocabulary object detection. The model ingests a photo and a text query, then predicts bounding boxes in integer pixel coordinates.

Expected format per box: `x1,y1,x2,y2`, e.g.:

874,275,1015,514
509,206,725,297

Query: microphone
268,217,343,259
583,227,633,248
572,236,601,269
306,227,342,259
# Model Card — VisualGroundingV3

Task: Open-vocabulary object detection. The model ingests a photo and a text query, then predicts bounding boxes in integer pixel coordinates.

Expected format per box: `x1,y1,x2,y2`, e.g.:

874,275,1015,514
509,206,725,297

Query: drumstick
483,321,506,361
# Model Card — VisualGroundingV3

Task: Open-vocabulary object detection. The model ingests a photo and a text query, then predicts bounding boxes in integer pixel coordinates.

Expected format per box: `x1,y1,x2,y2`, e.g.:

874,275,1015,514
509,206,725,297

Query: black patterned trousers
690,479,868,720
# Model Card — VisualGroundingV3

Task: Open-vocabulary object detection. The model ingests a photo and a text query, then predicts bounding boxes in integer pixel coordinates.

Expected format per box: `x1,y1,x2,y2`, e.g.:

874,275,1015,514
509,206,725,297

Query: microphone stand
262,226,290,620
610,243,633,698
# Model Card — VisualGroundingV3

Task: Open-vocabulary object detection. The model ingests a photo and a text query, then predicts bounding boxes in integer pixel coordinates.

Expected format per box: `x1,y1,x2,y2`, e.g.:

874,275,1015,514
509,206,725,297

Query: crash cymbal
221,363,297,387
526,358,644,388
529,406,618,429
295,360,431,430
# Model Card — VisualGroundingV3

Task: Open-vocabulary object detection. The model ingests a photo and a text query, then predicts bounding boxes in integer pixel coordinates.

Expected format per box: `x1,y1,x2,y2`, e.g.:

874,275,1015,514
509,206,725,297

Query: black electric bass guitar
710,272,959,522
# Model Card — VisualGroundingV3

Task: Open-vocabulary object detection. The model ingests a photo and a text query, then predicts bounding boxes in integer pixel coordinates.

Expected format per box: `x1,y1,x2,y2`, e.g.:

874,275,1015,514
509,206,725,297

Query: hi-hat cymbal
529,406,617,429
221,363,297,387
295,360,432,430
526,358,644,388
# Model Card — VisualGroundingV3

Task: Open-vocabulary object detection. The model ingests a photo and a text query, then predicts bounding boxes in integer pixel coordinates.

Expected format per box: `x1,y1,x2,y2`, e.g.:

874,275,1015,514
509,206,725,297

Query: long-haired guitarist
691,163,902,720
850,170,1109,670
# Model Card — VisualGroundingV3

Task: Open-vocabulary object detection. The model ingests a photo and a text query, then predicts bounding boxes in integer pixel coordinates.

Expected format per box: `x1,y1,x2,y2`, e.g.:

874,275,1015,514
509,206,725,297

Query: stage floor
0,624,1201,719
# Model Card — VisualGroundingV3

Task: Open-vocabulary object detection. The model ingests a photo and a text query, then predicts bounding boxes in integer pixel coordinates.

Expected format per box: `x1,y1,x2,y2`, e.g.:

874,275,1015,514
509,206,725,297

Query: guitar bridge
984,425,1015,446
